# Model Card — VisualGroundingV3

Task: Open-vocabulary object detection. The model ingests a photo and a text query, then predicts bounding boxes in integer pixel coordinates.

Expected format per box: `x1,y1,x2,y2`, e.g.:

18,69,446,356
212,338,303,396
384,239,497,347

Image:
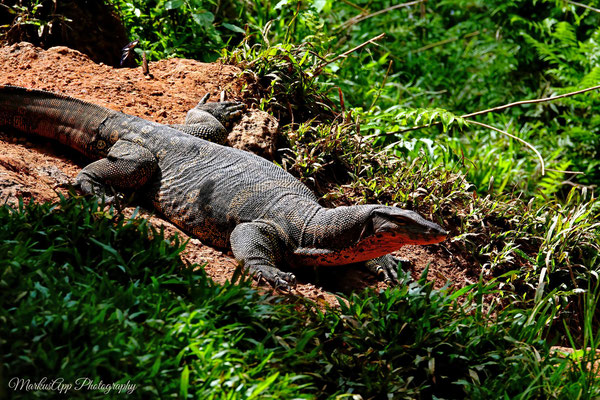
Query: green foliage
2,195,599,398
222,37,334,124
395,107,467,133
0,0,72,44
111,0,247,61
313,275,597,399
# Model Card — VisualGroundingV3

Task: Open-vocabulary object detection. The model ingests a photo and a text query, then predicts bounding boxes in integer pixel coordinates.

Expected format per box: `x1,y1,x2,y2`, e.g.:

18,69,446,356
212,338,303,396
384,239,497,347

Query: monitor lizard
0,85,448,289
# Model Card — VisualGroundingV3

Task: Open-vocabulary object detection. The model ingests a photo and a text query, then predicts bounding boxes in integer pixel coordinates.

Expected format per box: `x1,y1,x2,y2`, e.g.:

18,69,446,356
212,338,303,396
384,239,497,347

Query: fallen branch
393,84,600,134
462,84,600,119
342,0,425,29
415,30,482,53
567,0,600,13
315,33,385,74
466,119,545,176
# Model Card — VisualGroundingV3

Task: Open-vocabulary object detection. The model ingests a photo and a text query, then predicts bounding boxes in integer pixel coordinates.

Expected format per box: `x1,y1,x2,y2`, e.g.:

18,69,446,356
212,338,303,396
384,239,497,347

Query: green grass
0,196,312,398
1,195,599,398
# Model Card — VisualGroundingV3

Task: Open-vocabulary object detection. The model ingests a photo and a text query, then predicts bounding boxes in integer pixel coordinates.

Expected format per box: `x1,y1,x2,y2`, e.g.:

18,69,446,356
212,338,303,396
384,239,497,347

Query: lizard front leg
75,139,157,202
167,122,229,144
229,221,297,290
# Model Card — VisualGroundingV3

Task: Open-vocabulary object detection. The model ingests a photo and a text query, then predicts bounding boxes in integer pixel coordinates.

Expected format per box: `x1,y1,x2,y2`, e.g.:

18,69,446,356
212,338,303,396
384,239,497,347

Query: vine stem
465,119,545,176
393,84,600,134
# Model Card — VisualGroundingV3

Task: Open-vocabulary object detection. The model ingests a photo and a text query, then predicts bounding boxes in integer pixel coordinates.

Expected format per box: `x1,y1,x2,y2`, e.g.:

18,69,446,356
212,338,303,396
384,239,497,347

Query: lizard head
365,207,448,247
291,206,448,267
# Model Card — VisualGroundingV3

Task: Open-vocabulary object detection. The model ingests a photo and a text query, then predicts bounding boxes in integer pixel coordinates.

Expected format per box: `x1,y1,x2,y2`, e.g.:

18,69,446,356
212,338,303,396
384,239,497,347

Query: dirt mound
0,42,465,304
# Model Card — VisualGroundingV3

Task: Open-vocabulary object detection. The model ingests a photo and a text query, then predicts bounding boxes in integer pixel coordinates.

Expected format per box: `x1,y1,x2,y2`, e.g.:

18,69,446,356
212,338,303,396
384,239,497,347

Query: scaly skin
0,85,448,289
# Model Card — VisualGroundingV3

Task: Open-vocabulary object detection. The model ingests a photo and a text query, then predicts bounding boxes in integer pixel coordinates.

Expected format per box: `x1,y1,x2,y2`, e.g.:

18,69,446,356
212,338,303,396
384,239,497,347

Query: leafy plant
0,195,311,398
111,0,247,61
0,0,71,45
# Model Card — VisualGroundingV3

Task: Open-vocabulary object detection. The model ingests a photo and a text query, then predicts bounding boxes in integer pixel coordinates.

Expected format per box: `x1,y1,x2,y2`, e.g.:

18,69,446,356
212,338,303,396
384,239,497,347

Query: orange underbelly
291,234,400,267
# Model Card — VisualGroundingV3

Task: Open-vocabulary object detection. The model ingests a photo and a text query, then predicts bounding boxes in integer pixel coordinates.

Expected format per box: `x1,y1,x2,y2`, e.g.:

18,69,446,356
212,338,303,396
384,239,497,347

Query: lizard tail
0,85,118,158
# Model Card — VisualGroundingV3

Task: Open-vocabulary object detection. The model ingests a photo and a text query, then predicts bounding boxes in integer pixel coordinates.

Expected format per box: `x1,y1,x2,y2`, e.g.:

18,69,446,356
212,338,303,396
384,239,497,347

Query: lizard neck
293,205,382,266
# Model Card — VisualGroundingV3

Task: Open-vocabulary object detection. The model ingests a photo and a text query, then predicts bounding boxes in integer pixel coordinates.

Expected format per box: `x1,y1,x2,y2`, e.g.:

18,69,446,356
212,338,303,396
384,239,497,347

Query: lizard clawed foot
193,94,245,126
248,265,297,291
220,102,245,124
199,91,229,103
75,176,126,208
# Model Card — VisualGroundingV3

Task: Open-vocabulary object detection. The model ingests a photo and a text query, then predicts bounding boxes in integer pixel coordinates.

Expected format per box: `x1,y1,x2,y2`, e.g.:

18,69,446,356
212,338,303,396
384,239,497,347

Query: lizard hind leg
230,222,297,290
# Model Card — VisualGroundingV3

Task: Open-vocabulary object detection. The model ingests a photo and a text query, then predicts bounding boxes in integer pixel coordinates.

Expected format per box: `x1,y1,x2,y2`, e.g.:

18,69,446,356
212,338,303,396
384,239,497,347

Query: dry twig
342,0,425,29
566,0,600,13
393,84,600,134
315,33,385,74
461,84,600,119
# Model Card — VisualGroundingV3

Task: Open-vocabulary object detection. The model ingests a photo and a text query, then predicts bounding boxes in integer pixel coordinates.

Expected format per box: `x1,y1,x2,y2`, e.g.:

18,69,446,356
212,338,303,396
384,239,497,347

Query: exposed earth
0,42,471,305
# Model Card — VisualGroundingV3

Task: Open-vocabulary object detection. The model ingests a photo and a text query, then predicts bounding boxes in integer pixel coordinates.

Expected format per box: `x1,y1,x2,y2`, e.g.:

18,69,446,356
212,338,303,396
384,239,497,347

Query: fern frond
554,21,578,48
396,107,466,132
578,66,600,89
521,32,563,65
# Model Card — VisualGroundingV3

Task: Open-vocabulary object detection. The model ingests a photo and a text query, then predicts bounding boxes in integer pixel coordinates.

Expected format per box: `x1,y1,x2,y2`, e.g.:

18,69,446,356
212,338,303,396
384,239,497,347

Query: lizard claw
220,102,245,123
247,265,296,290
198,93,210,105
192,100,245,125
273,272,296,291
253,271,265,285
274,273,297,292
274,277,291,291
286,273,297,288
